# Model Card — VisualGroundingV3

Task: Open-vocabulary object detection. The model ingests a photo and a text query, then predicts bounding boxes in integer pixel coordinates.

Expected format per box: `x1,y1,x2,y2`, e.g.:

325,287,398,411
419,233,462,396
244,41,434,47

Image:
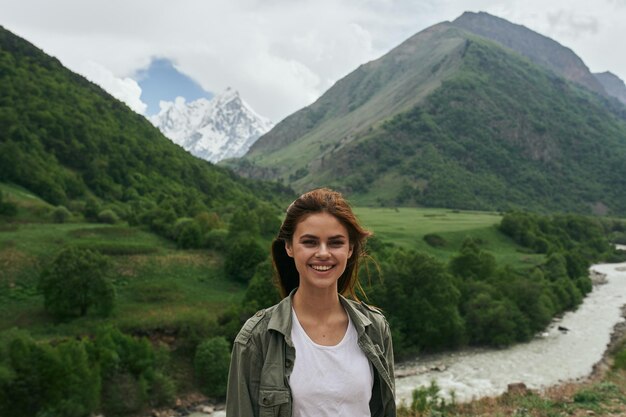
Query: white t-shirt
289,308,374,417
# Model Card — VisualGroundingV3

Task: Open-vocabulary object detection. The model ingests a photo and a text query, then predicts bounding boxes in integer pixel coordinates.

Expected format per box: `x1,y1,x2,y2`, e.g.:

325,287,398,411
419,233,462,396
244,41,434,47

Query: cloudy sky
2,0,625,122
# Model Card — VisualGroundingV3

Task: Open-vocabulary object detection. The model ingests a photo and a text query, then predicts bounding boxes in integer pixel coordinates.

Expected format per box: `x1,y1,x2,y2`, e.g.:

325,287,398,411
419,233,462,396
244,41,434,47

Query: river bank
589,304,626,379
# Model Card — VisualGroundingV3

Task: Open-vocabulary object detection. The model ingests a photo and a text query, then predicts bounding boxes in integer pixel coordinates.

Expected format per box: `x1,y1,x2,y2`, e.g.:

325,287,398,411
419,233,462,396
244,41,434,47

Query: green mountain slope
231,22,468,179
229,16,626,215
0,26,286,219
324,38,626,213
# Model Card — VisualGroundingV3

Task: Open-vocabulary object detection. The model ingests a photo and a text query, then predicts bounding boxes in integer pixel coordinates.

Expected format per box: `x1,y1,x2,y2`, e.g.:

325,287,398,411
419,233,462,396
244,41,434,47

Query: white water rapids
197,247,626,416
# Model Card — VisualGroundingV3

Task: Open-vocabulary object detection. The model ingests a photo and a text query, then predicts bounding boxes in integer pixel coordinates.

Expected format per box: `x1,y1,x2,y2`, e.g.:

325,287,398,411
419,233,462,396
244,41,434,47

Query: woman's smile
310,264,334,272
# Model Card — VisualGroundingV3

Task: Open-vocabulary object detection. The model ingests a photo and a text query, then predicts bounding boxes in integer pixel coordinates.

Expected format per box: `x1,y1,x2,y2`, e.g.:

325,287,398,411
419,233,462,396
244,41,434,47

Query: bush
194,337,231,398
97,209,119,224
101,371,147,416
83,197,100,221
91,326,175,414
52,205,72,223
39,247,115,318
204,229,228,250
423,233,447,248
243,259,281,311
224,237,266,283
177,220,203,249
407,380,451,416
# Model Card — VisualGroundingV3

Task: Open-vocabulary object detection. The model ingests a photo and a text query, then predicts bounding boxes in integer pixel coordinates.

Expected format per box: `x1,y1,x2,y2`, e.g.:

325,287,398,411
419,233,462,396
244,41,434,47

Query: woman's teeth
311,265,333,271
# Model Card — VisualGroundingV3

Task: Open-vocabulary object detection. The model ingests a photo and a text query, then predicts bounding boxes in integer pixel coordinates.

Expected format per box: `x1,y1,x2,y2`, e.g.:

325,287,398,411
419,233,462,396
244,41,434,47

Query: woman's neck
292,285,342,322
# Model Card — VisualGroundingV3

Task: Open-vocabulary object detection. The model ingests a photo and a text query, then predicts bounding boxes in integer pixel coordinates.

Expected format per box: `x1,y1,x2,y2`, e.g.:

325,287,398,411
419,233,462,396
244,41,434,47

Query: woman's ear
348,244,354,259
285,241,294,257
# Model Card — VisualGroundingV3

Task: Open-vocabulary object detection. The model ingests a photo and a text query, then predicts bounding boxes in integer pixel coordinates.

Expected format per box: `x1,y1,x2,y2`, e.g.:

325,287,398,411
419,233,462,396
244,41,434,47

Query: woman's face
285,212,353,293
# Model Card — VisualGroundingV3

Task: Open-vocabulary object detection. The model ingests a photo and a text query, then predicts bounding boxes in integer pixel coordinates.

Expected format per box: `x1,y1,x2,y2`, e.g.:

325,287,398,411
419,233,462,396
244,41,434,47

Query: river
190,249,626,416
395,254,626,405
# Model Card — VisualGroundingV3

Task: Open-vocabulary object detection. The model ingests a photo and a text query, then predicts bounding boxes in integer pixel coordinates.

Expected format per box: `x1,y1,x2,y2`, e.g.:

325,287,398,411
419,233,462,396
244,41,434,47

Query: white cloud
79,61,147,114
2,0,626,121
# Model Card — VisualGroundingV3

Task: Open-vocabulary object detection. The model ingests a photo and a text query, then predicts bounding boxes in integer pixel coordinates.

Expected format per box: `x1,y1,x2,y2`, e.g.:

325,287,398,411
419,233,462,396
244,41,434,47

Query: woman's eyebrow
299,234,319,239
298,234,347,240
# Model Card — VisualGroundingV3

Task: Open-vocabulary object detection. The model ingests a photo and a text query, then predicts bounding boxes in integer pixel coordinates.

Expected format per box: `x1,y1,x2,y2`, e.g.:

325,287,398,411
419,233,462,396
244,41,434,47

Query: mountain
150,88,273,163
450,11,608,97
228,13,626,215
0,25,286,221
594,71,626,105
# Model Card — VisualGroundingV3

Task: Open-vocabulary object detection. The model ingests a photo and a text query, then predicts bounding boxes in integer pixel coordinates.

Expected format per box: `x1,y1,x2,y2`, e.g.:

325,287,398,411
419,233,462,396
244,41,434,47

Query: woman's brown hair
271,188,371,299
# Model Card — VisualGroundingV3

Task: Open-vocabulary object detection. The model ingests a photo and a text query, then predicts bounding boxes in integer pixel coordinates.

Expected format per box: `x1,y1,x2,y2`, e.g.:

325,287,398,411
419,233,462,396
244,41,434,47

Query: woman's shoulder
233,302,283,346
344,298,389,327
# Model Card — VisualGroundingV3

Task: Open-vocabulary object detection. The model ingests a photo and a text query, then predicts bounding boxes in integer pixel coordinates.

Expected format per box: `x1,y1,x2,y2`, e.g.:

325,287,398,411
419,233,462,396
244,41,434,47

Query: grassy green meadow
355,206,544,267
0,221,246,338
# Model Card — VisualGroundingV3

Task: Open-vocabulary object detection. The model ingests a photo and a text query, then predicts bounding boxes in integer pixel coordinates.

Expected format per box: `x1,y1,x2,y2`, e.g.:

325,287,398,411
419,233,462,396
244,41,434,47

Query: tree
224,237,266,283
39,247,115,318
0,331,100,417
177,220,203,249
449,238,496,281
52,205,72,223
463,291,528,346
228,208,260,237
194,337,230,398
243,259,281,311
377,249,465,353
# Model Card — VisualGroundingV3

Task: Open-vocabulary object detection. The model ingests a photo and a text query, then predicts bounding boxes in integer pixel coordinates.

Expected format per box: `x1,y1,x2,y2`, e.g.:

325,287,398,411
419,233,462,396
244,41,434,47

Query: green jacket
226,292,396,417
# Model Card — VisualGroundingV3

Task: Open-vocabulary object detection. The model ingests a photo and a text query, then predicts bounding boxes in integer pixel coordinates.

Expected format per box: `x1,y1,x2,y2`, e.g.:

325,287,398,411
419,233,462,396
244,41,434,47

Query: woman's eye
302,240,316,246
330,241,345,247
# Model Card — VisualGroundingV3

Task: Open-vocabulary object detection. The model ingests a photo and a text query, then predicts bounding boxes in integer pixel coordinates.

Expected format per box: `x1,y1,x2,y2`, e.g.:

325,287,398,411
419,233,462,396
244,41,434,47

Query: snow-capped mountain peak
150,88,273,163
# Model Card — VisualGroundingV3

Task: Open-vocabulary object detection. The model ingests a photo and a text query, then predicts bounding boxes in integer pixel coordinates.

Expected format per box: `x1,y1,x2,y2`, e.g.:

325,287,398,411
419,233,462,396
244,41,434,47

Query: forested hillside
0,25,289,229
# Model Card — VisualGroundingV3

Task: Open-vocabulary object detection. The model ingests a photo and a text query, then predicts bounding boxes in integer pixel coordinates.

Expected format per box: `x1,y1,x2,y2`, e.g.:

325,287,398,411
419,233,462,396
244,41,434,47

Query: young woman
226,188,395,417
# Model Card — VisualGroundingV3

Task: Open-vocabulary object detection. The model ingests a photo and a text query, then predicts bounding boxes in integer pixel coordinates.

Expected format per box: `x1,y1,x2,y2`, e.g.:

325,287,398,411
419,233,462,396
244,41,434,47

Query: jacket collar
267,288,372,339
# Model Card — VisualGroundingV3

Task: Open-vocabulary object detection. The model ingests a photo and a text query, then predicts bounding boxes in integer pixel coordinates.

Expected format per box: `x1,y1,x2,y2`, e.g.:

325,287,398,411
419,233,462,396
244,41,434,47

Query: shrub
243,259,281,311
101,371,147,416
224,237,266,283
52,205,72,223
204,229,228,250
423,233,447,248
573,389,601,404
97,209,119,224
177,220,203,249
194,337,231,398
410,380,447,416
83,197,100,221
195,211,222,232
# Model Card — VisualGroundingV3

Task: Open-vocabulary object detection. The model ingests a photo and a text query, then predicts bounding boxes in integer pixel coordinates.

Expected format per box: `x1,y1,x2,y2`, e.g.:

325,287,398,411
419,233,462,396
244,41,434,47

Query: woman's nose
316,243,330,257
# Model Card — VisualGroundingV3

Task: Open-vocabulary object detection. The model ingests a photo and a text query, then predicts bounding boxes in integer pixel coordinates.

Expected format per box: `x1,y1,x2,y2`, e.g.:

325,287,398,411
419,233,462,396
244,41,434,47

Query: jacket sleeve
225,333,262,417
382,318,395,394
